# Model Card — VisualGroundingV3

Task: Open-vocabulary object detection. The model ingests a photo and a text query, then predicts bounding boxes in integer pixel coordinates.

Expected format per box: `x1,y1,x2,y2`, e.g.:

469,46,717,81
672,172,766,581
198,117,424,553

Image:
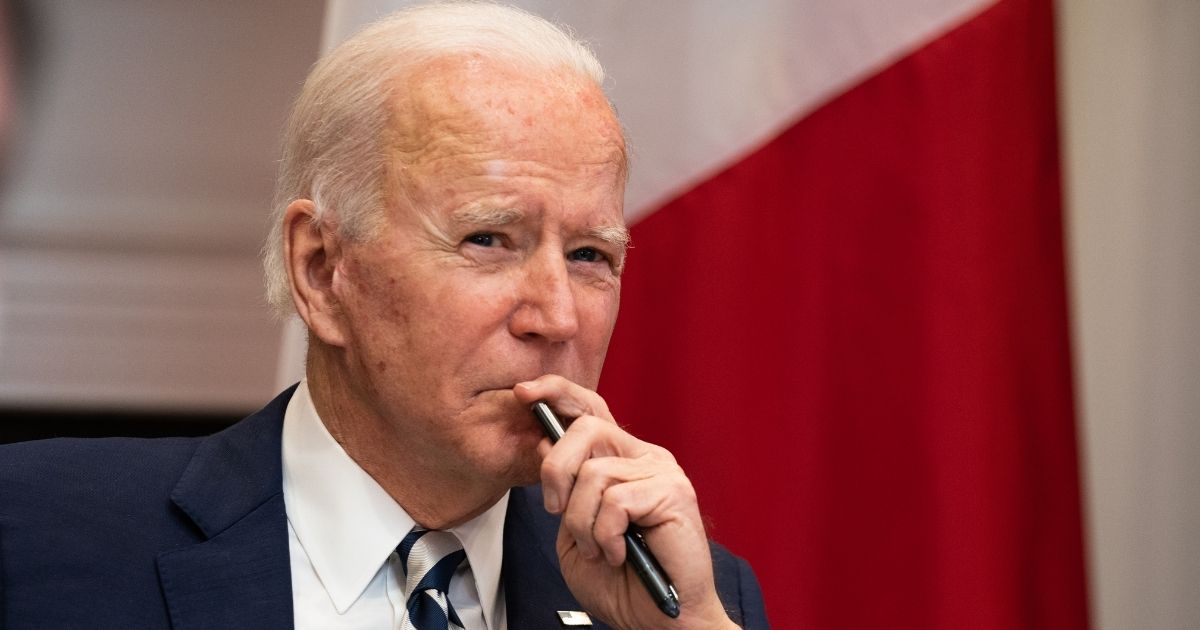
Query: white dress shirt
282,380,509,629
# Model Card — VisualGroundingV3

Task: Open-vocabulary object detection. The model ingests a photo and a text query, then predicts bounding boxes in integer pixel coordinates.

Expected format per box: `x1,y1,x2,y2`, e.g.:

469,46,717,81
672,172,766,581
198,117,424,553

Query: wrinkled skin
284,54,737,629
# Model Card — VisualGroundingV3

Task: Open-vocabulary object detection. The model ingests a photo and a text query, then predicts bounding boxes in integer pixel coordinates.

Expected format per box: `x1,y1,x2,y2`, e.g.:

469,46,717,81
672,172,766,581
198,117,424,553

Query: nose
509,247,579,343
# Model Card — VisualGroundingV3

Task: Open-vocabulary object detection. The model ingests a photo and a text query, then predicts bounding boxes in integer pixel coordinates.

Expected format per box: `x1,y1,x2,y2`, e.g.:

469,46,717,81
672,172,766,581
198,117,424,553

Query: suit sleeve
732,554,770,629
710,542,771,628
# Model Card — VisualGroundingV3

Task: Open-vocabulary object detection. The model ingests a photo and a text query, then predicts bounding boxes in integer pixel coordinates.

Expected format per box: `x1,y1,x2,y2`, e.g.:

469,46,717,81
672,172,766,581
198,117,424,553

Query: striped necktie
398,528,468,630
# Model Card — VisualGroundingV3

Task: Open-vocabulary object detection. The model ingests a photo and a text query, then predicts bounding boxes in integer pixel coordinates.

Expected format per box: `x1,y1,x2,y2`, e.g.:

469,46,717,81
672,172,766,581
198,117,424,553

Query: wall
1058,1,1200,628
0,2,324,412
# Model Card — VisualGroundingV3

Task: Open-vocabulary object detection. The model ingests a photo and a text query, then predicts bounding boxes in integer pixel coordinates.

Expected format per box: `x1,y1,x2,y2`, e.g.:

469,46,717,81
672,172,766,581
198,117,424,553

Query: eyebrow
587,224,631,250
451,206,525,225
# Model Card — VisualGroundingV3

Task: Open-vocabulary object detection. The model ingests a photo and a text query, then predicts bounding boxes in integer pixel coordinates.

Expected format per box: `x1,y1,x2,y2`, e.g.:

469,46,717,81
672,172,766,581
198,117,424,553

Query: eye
465,233,497,247
568,247,607,263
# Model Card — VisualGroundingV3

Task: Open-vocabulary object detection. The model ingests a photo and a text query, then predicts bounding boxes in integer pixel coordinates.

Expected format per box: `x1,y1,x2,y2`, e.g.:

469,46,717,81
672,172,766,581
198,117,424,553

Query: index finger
513,374,615,423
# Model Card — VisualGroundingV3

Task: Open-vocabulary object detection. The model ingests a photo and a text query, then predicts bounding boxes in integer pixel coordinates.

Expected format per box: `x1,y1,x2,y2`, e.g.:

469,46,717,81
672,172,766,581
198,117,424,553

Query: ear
282,199,348,348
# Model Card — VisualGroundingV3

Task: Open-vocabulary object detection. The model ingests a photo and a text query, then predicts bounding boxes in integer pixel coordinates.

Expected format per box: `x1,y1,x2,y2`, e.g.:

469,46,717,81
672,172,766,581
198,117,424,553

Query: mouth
467,387,543,427
472,385,519,398
472,374,545,398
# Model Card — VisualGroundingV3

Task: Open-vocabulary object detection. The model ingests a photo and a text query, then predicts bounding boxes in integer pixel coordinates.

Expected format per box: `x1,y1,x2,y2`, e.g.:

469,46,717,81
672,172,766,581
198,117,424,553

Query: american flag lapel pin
556,610,593,626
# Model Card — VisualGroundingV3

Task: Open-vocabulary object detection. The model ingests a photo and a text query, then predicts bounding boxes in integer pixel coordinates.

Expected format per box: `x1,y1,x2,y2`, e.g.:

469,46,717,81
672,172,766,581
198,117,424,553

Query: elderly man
0,4,767,629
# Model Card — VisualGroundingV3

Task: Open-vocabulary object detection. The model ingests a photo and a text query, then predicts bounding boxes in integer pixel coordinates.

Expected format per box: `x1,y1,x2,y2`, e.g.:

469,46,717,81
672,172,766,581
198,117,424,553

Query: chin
498,433,545,486
458,416,544,488
508,455,543,488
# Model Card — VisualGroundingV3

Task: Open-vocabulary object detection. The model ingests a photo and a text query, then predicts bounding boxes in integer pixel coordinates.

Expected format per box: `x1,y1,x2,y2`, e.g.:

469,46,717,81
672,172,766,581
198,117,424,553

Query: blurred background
0,1,1195,629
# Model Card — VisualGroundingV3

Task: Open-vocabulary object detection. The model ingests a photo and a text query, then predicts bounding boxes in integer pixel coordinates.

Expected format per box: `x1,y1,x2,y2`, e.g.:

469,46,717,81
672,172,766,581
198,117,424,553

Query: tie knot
398,529,468,629
398,528,466,595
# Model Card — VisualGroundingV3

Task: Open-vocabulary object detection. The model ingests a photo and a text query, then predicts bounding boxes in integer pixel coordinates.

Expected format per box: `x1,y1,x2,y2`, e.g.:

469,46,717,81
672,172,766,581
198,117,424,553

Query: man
0,4,768,629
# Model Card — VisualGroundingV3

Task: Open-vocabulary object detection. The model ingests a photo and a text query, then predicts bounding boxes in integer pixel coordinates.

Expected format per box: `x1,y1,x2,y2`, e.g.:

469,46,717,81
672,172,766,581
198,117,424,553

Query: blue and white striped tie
398,528,468,630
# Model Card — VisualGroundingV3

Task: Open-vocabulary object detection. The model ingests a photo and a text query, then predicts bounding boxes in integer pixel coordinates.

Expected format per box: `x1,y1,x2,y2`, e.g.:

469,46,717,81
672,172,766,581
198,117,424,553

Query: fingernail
515,381,533,392
544,488,560,513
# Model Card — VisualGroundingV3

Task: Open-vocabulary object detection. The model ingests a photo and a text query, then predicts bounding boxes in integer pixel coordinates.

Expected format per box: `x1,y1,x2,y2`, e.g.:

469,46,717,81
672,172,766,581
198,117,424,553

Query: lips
473,386,516,396
471,374,544,397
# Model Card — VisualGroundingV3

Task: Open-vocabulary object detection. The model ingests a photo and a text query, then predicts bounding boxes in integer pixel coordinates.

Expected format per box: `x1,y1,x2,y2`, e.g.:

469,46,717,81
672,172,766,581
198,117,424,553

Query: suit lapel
154,390,615,630
156,387,297,630
502,486,612,630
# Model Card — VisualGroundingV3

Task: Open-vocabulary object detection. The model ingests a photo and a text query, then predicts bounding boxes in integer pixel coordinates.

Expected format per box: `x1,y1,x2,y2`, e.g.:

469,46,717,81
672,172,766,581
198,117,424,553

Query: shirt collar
281,380,509,622
449,488,509,630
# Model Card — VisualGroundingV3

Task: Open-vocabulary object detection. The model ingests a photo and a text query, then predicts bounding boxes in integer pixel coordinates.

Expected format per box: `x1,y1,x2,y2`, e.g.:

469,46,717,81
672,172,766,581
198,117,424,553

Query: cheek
429,269,521,324
578,287,621,350
341,262,409,325
334,257,422,370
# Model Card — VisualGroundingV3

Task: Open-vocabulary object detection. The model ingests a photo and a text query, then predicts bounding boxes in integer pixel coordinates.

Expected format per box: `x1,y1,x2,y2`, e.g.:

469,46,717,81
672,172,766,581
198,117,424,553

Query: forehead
386,54,627,176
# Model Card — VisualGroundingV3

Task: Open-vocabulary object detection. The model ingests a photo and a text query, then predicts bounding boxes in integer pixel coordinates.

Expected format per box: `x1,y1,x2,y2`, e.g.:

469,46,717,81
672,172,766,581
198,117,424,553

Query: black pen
531,401,682,619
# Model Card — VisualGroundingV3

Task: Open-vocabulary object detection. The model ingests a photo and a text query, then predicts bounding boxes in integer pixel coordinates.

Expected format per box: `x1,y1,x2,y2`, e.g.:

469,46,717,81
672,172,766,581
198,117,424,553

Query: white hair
262,1,608,315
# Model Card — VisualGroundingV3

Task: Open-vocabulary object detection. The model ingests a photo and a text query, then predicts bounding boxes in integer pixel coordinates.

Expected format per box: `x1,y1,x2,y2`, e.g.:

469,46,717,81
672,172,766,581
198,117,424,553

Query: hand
513,375,738,630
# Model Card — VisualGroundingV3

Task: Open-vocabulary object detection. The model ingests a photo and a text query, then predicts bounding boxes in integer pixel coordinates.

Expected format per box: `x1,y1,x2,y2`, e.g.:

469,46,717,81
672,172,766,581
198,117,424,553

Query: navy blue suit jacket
0,388,768,629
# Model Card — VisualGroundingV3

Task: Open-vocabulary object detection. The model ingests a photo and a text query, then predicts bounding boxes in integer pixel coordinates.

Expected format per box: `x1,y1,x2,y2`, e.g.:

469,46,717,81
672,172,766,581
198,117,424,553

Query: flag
595,0,1089,628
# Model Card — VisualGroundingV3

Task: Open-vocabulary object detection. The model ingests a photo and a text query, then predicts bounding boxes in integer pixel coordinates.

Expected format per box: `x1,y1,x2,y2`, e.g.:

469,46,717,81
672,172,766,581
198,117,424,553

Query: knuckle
595,516,625,542
601,483,634,511
577,458,601,483
658,464,695,500
539,455,569,487
563,509,590,537
586,393,611,418
674,475,697,502
572,414,606,438
539,454,558,479
592,507,623,540
646,444,677,465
